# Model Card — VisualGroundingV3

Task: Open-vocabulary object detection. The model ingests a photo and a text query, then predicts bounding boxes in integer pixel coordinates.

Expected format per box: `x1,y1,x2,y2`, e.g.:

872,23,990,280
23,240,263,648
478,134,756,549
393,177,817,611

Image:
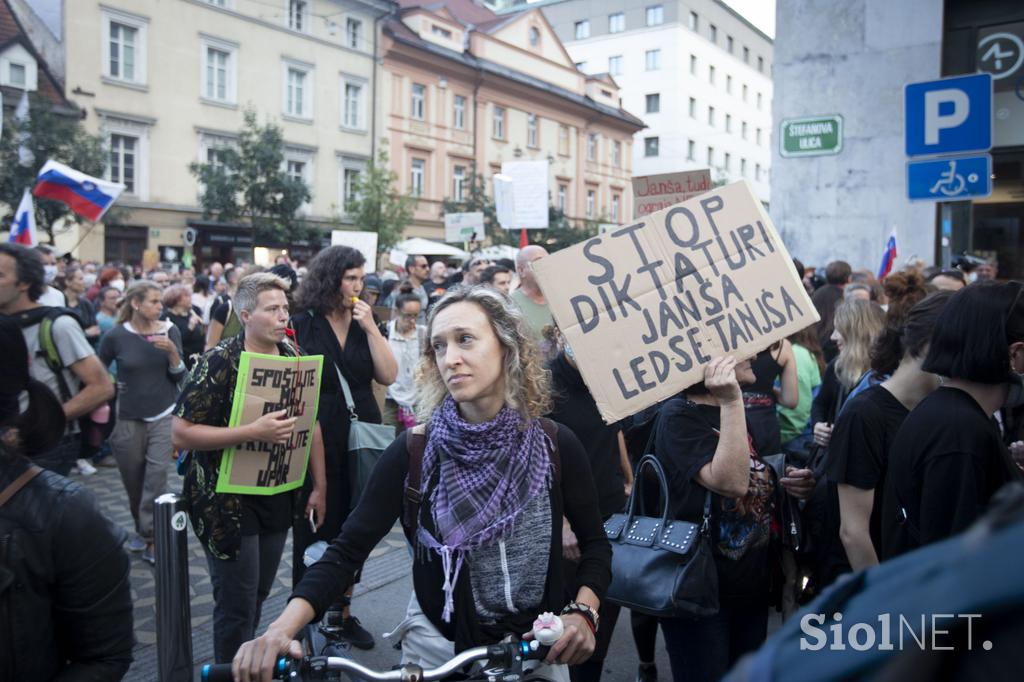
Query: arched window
528,27,540,47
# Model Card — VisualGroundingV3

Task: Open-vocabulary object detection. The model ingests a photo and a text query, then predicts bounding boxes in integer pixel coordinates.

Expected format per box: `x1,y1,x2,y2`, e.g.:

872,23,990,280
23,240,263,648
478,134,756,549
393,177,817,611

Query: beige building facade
382,1,644,240
22,0,392,265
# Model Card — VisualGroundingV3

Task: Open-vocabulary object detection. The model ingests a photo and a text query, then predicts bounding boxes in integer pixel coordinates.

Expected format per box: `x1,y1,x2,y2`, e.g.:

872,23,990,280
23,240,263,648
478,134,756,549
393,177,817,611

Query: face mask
83,273,97,288
43,265,58,284
564,342,575,361
110,279,125,292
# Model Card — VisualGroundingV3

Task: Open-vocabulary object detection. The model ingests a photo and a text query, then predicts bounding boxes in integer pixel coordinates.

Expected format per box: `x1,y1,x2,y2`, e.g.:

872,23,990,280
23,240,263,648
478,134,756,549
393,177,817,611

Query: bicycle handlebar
201,640,552,682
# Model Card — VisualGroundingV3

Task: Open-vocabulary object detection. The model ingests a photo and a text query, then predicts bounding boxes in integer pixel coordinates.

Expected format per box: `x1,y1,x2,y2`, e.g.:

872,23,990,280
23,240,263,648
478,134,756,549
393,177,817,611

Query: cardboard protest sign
534,180,818,423
444,212,484,243
216,352,324,495
632,169,713,218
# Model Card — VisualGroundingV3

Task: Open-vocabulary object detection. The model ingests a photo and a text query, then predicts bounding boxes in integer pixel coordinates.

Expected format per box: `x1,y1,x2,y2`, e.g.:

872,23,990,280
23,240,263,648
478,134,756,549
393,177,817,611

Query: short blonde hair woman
233,285,612,682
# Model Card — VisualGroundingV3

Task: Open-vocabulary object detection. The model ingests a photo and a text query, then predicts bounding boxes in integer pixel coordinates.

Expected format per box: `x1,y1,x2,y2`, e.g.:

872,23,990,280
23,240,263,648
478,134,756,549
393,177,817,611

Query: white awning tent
392,238,469,260
473,244,520,262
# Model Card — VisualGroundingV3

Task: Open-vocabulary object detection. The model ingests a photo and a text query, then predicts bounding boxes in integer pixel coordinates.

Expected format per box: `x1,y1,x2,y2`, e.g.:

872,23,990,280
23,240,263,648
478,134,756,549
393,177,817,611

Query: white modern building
497,0,773,206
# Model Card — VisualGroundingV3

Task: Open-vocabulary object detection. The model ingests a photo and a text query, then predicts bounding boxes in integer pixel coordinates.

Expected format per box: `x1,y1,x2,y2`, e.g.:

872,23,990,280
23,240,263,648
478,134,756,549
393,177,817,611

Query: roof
398,0,497,26
385,15,644,130
0,0,75,113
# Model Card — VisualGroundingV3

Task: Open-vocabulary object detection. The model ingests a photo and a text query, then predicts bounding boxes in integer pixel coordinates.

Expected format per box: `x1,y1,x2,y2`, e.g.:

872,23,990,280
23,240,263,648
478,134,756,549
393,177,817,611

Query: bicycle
200,637,557,681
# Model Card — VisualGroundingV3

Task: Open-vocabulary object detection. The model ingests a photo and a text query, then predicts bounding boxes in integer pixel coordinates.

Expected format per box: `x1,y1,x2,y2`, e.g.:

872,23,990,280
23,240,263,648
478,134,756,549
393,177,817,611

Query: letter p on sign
905,74,992,157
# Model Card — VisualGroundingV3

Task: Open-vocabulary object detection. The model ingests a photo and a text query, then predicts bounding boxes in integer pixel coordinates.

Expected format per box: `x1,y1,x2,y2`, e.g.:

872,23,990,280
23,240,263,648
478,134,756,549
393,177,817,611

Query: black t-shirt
547,353,625,518
827,384,909,553
882,387,1019,560
654,397,776,601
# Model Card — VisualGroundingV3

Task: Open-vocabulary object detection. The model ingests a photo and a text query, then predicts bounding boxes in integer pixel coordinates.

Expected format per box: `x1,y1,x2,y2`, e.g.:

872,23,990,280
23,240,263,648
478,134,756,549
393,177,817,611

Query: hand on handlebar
522,612,595,666
233,628,302,682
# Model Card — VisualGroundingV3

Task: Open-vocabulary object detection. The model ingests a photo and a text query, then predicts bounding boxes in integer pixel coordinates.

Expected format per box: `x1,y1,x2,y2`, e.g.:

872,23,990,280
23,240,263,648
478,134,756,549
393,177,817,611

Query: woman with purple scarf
232,286,611,682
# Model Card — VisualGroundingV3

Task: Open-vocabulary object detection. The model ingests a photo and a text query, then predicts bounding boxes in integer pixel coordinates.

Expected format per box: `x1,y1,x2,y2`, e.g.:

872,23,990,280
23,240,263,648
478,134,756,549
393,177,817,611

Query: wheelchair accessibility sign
907,155,991,201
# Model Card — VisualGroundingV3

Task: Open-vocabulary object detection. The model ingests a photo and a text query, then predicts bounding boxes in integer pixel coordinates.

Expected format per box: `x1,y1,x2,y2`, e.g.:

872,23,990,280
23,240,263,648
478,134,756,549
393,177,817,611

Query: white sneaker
76,458,97,475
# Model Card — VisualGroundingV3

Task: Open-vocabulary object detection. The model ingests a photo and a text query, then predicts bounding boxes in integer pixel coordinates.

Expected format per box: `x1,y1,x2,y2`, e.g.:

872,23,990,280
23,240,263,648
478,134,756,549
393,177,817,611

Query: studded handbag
603,453,719,618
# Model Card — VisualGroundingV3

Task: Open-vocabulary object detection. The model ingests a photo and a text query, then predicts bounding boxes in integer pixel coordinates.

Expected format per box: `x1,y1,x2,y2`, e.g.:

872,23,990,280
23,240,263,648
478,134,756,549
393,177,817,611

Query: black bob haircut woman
293,245,366,316
922,281,1024,384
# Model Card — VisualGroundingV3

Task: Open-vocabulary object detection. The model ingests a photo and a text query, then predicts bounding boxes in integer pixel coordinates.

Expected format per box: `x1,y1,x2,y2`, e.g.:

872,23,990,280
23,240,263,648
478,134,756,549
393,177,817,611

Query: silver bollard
154,493,193,682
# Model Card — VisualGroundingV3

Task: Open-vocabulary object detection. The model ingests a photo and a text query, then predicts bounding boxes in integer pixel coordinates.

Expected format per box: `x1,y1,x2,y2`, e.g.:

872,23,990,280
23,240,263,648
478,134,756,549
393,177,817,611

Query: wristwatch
560,601,599,634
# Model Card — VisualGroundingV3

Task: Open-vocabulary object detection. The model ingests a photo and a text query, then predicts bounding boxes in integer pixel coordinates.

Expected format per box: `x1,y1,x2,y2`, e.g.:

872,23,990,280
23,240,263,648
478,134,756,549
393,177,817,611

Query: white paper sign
331,230,378,268
493,174,515,229
444,212,485,243
500,160,550,229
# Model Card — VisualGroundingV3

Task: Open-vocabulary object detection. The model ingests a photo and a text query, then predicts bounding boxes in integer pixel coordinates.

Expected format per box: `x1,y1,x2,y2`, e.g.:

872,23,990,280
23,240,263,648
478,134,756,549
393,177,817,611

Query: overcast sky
720,0,776,38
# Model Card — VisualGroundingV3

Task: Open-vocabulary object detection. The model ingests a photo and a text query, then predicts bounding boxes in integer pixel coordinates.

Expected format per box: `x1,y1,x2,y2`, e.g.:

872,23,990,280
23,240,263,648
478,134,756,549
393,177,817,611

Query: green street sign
780,115,843,157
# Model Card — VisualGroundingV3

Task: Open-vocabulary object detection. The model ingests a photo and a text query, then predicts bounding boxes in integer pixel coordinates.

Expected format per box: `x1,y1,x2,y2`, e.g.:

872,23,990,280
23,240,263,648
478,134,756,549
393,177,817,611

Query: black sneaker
636,663,657,682
339,615,375,650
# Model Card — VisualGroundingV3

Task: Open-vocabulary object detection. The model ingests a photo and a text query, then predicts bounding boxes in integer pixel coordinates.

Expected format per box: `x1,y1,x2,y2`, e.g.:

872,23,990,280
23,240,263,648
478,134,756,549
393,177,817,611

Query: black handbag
603,453,719,618
763,453,812,553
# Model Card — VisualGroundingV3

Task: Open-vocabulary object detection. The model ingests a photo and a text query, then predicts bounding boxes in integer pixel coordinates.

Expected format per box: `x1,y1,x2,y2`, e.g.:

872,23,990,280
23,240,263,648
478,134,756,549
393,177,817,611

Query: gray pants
205,531,289,663
109,414,171,541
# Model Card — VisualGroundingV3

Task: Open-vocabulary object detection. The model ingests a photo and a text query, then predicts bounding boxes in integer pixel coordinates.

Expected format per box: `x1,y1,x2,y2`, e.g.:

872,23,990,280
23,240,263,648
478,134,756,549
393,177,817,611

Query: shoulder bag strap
0,466,43,507
539,417,561,483
332,361,358,420
404,428,427,531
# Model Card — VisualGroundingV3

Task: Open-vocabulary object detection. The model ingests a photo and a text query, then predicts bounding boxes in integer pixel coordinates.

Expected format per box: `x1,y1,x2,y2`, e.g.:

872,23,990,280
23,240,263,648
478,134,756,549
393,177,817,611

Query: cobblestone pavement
78,463,410,681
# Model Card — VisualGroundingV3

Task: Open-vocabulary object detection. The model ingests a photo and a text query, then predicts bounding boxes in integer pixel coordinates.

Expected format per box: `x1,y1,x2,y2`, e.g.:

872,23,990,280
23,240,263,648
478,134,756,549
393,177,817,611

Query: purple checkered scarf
414,395,553,621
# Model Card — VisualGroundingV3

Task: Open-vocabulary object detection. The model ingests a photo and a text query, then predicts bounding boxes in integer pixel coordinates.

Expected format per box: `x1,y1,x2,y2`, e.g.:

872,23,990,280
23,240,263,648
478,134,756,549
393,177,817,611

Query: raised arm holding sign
533,180,817,423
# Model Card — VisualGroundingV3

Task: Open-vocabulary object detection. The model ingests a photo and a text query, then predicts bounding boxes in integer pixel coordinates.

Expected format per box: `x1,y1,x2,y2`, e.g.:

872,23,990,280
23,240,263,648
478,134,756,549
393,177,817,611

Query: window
740,158,747,176
688,97,696,118
431,25,452,39
527,114,538,148
529,27,540,47
201,38,236,103
709,65,715,84
608,55,623,76
284,64,312,118
493,106,505,139
342,81,364,129
204,143,232,173
574,20,590,39
609,13,625,33
707,146,714,165
587,133,598,161
342,167,361,207
611,194,620,222
725,114,731,132
723,152,731,170
558,184,567,211
743,46,750,63
452,165,466,201
645,49,661,71
411,83,426,120
646,5,663,26
709,24,717,43
410,158,425,196
756,127,762,145
758,56,764,72
689,54,697,75
586,189,595,218
346,18,362,49
726,75,732,93
755,163,762,181
453,95,466,130
104,9,148,85
689,11,698,31
287,159,306,184
109,134,137,193
757,92,763,109
741,121,748,139
644,136,659,157
613,141,622,167
8,62,25,87
742,84,748,101
708,105,715,126
687,139,695,160
288,0,308,32
646,93,660,113
727,35,734,53
558,125,569,155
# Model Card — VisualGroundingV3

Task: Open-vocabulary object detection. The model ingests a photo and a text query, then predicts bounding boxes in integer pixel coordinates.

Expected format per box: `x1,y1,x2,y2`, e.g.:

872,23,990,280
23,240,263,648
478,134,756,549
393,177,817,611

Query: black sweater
291,423,612,652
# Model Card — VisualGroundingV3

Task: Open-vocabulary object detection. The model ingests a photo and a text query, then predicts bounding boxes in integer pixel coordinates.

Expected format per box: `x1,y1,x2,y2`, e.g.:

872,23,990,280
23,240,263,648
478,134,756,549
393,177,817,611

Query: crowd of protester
0,237,1019,682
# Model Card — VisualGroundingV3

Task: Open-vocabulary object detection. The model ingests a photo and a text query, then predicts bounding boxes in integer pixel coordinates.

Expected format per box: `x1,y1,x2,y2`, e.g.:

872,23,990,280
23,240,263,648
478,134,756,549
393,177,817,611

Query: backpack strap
403,427,427,534
16,307,81,403
0,466,43,507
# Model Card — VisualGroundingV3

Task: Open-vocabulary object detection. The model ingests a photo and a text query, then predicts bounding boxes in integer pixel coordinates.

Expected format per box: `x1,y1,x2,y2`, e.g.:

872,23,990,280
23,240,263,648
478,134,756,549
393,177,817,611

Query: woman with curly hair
233,286,611,682
287,245,397,649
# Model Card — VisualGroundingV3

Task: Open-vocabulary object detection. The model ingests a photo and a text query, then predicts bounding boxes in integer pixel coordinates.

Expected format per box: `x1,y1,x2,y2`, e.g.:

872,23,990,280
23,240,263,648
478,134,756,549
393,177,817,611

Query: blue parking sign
907,155,992,201
905,74,992,156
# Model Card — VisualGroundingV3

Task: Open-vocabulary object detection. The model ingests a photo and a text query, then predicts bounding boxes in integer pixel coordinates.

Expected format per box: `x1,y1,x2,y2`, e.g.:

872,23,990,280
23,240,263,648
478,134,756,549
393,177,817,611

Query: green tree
189,109,316,245
441,162,497,240
0,95,109,244
344,142,416,253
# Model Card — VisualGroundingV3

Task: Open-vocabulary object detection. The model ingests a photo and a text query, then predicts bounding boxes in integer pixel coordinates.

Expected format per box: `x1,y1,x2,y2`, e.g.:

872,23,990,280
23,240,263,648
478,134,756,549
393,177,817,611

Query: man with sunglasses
383,255,430,322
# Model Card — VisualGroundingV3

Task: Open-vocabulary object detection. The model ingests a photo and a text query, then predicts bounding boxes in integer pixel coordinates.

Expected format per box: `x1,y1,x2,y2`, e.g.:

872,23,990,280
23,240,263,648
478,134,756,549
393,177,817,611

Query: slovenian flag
877,232,897,280
8,189,38,246
33,160,125,222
